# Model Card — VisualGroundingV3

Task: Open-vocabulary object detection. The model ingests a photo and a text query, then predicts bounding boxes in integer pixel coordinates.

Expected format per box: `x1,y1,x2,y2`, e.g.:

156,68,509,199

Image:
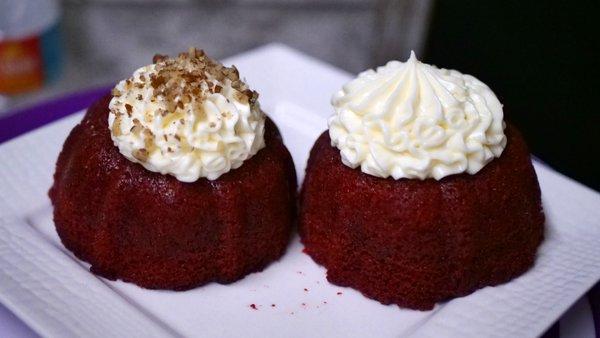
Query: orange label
0,36,43,94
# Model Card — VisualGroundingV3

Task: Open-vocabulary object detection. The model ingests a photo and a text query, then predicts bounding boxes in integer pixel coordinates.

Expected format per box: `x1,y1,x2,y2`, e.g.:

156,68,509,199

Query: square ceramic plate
1,44,599,338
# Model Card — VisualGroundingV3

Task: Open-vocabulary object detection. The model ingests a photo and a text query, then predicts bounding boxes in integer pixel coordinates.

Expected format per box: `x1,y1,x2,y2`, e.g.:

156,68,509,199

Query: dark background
425,0,599,191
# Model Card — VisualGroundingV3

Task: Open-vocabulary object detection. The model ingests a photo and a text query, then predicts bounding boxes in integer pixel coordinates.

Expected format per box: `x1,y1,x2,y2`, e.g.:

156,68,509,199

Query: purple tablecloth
0,87,597,338
0,86,112,143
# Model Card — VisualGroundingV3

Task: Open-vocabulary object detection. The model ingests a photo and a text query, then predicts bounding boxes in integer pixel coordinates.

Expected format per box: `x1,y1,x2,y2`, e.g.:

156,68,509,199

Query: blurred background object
0,0,597,190
0,0,62,95
425,0,599,191
0,0,432,115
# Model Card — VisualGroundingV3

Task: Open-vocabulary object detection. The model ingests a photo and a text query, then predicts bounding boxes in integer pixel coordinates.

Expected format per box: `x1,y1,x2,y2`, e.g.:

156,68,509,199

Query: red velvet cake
300,126,543,310
299,53,544,310
49,49,297,290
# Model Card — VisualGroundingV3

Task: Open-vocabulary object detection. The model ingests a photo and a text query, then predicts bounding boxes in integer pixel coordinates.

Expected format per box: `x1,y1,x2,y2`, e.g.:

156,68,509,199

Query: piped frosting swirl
329,51,506,180
108,48,265,182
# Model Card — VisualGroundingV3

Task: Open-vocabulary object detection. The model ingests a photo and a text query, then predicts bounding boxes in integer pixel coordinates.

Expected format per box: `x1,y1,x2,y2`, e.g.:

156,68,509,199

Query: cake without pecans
299,52,544,310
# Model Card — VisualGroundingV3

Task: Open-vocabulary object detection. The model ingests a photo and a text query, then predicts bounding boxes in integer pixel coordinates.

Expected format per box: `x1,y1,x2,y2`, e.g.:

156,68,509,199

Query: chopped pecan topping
152,54,167,64
133,149,149,162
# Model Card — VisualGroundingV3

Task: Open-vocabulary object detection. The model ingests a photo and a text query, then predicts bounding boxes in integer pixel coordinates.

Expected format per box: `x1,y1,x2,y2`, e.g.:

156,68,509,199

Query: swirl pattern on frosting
108,48,265,182
329,51,506,180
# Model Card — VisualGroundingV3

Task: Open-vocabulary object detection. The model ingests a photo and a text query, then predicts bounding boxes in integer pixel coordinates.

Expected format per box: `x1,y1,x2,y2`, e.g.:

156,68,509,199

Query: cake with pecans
50,48,297,289
299,52,544,310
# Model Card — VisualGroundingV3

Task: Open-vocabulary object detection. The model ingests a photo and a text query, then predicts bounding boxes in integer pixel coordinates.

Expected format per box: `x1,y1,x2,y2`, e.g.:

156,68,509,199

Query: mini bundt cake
50,49,297,290
299,52,544,310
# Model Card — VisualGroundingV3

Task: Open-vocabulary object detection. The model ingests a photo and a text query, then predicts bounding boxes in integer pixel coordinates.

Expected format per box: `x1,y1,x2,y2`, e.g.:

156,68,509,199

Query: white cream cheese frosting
108,48,265,182
329,51,506,180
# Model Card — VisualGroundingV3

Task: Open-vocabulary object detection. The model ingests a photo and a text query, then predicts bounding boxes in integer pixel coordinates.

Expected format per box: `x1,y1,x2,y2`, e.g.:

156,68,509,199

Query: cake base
299,125,544,310
50,94,297,290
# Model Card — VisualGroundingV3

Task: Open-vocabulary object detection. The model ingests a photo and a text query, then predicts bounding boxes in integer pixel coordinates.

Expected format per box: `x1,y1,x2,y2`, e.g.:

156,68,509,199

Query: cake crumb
249,304,257,310
337,292,343,295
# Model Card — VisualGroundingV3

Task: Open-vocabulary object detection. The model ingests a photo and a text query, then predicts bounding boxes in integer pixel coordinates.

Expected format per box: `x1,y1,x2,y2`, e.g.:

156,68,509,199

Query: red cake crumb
337,292,342,295
299,127,544,310
304,288,309,292
250,304,257,310
271,304,276,307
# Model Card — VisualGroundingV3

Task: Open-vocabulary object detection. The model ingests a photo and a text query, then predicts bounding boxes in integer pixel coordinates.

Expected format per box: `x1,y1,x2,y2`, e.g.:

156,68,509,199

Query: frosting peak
329,51,506,180
108,48,265,182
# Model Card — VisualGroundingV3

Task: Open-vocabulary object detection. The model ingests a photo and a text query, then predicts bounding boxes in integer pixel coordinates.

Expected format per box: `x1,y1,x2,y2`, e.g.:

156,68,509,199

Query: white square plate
1,44,599,338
